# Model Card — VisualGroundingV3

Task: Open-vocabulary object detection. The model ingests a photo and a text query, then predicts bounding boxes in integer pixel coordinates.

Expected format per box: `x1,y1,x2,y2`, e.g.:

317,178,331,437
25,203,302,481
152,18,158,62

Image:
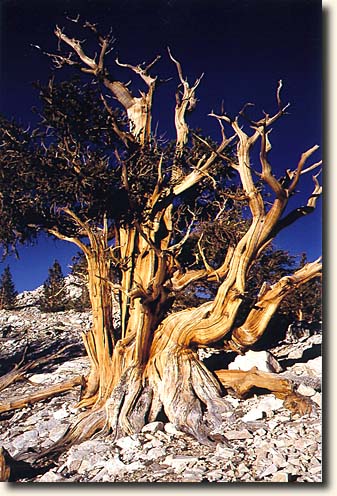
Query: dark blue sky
0,0,322,292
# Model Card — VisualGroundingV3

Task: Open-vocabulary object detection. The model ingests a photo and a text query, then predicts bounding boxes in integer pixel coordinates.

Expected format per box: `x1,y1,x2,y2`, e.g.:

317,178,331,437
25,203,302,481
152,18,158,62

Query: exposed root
31,407,107,464
105,365,152,438
32,365,153,463
147,346,232,446
215,367,314,416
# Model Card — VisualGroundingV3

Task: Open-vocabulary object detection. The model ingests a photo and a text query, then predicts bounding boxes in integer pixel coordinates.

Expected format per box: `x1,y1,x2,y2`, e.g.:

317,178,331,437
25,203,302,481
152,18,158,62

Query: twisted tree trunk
1,29,322,466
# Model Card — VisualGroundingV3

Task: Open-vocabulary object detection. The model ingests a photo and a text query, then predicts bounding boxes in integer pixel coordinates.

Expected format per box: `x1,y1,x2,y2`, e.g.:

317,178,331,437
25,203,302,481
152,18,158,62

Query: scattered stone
115,435,141,451
242,408,264,422
259,463,278,478
312,392,322,407
182,470,204,482
145,446,167,460
0,287,322,483
271,471,289,482
164,423,184,436
258,395,284,413
297,384,316,397
164,454,199,471
214,443,236,457
53,407,69,420
207,469,223,481
225,429,253,440
38,470,68,482
142,421,164,434
305,357,322,377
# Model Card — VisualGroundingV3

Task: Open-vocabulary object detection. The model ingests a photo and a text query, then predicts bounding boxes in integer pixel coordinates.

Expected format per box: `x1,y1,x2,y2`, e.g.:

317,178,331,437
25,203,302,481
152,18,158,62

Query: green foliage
0,266,18,310
0,63,321,329
0,76,235,257
39,260,68,312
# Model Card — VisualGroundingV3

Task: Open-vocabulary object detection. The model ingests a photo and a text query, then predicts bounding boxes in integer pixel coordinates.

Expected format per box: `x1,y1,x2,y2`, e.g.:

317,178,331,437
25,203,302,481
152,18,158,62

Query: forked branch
168,47,204,162
53,25,157,143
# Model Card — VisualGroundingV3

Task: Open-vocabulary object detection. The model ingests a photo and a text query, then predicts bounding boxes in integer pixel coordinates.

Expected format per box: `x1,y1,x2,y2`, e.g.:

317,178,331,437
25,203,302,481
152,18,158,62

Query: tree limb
0,376,83,414
168,48,204,161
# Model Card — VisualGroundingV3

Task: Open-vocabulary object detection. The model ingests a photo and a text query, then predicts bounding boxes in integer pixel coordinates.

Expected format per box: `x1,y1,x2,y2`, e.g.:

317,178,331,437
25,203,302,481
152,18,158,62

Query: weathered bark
228,258,322,351
48,210,116,407
3,34,322,466
0,447,10,481
214,368,313,416
37,91,321,457
53,26,159,145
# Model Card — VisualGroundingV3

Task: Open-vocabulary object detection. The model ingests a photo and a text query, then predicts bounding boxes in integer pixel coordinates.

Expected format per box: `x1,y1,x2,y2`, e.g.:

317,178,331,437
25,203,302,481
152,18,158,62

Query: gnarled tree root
32,365,153,463
214,367,314,416
33,349,235,463
147,346,233,446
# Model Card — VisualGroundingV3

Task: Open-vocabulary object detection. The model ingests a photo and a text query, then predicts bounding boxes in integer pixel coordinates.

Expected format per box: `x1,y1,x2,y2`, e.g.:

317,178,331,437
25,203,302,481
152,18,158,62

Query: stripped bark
2,28,322,464
214,368,313,416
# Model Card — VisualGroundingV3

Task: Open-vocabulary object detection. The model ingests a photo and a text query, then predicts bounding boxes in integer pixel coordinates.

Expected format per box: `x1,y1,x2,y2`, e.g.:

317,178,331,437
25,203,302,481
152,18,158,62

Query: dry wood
214,367,313,416
0,376,83,414
0,344,77,393
8,28,321,459
0,447,10,481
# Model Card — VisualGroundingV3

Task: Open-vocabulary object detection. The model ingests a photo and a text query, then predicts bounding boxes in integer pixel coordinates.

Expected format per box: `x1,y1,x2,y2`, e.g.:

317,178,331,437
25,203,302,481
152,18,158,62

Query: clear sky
0,0,322,292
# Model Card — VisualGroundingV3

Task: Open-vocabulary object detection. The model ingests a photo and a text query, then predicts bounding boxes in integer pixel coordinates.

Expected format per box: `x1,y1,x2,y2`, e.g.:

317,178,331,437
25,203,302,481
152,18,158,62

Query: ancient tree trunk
5,31,322,464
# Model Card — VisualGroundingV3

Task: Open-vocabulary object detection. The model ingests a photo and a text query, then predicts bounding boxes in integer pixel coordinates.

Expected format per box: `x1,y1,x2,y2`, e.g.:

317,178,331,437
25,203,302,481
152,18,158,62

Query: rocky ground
0,286,322,483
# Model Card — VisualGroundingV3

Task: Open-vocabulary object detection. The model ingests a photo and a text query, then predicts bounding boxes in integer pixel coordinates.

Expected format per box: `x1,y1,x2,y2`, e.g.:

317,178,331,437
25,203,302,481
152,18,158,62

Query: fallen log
214,366,313,415
0,343,78,393
0,375,83,414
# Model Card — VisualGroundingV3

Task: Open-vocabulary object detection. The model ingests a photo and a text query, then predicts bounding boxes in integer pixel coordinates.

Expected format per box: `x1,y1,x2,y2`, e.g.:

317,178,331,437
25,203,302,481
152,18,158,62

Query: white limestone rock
271,471,289,482
242,408,265,422
141,421,164,434
228,350,283,373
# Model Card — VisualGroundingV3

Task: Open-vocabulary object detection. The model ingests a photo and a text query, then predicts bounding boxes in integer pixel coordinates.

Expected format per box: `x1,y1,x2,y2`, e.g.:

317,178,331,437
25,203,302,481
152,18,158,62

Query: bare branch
168,210,196,255
276,79,283,109
52,25,155,143
172,129,234,197
287,145,320,194
100,93,135,146
197,233,213,273
307,172,322,208
48,225,89,256
281,179,321,229
168,47,204,160
54,26,98,73
259,127,286,199
115,55,160,87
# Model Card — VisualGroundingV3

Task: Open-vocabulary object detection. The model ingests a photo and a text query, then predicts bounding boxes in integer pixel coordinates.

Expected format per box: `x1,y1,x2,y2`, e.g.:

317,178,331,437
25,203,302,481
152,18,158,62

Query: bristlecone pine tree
39,260,68,312
0,266,17,310
0,20,322,466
